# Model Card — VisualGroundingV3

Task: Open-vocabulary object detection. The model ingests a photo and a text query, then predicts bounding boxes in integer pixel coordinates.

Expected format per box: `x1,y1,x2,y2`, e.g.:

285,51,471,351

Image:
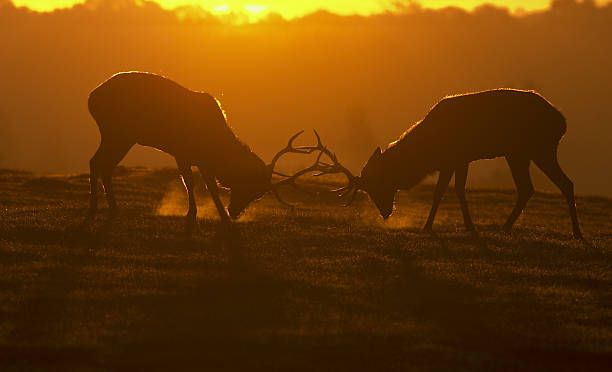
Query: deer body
359,89,582,238
88,72,271,227
387,89,566,173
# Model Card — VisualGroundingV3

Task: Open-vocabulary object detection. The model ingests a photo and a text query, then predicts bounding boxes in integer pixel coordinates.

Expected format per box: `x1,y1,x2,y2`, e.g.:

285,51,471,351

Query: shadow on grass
96,245,611,371
1,198,610,371
108,263,294,370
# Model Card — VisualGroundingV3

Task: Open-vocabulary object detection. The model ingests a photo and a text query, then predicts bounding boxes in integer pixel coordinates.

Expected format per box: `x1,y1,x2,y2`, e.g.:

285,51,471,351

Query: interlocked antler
270,130,359,209
269,130,313,177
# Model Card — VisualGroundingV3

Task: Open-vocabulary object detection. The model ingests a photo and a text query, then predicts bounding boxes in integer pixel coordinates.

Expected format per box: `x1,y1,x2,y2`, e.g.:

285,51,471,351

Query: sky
3,0,612,195
11,0,611,18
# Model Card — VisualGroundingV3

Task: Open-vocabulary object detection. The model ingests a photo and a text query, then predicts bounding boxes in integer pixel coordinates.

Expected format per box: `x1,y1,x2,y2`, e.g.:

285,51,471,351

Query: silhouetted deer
87,72,343,229
332,89,583,239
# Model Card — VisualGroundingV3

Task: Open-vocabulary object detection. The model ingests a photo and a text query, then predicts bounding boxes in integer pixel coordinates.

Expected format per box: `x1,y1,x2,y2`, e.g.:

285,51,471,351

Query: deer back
384,89,567,176
88,72,254,172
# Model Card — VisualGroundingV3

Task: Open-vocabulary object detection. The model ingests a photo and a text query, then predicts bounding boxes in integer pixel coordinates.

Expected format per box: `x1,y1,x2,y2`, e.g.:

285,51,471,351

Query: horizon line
8,0,612,22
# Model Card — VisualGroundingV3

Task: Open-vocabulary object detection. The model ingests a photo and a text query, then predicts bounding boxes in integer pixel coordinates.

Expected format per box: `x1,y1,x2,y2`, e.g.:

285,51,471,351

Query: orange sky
12,0,612,18
4,0,612,195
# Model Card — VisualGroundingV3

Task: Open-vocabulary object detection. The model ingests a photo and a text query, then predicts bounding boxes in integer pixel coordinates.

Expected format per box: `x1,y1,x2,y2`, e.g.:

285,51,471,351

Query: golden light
210,3,269,21
213,4,230,12
11,1,612,20
244,4,268,14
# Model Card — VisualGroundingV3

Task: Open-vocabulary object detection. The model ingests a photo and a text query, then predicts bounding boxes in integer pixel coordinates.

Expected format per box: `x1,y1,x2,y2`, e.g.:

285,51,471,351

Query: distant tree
552,0,596,11
0,0,14,11
391,0,423,14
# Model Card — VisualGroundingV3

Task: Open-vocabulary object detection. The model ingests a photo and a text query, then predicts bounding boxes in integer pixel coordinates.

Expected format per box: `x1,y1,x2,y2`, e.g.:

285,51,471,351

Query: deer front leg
454,163,475,232
89,157,99,216
89,139,133,218
423,168,453,232
101,174,118,216
177,159,197,233
199,169,231,226
503,156,534,233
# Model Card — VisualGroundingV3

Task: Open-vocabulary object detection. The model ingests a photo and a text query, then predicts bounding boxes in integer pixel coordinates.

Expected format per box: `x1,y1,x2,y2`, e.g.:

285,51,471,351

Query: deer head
358,147,396,219
226,158,272,219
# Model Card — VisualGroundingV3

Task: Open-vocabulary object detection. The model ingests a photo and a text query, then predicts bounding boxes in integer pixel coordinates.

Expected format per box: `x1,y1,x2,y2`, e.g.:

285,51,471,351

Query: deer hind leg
455,163,475,232
89,139,133,215
423,168,454,231
503,155,534,233
198,167,231,225
176,159,197,231
89,146,103,214
533,150,583,239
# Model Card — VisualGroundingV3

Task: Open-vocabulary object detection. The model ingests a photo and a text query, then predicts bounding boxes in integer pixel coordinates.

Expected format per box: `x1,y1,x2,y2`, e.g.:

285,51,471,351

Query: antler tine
304,130,360,204
311,130,339,164
341,187,359,207
296,130,355,183
269,130,316,172
295,129,324,151
272,170,292,177
271,150,326,208
315,130,340,164
331,184,353,196
274,151,326,188
288,130,306,148
313,128,323,149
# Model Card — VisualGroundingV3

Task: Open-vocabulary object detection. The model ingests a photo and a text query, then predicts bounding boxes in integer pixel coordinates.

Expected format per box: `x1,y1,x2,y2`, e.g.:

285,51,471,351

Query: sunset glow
243,4,268,14
12,0,612,18
212,4,230,12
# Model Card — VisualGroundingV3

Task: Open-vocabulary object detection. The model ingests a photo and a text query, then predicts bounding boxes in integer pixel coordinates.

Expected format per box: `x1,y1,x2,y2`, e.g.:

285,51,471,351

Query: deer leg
533,151,583,239
423,168,453,231
94,140,133,215
176,159,197,231
455,163,475,232
89,145,103,215
101,174,117,215
199,168,231,225
503,156,534,233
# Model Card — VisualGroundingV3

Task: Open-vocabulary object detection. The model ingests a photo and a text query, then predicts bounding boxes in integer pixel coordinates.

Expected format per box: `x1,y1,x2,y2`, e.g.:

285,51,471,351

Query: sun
209,3,271,21
244,4,269,14
211,3,269,16
212,4,230,13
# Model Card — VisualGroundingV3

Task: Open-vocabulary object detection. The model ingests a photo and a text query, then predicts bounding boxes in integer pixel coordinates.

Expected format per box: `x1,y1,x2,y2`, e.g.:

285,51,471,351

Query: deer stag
87,72,348,229
331,89,583,239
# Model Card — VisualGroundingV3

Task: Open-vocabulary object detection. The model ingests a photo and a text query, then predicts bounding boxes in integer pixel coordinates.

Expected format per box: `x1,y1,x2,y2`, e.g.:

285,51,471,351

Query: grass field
0,167,611,371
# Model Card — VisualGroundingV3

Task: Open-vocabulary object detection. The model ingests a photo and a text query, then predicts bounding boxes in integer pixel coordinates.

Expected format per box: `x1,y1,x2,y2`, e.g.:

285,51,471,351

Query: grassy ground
0,167,610,371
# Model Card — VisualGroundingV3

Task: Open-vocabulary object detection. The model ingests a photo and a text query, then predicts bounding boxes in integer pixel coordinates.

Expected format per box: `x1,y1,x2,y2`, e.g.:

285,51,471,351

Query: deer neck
213,142,267,188
381,140,431,191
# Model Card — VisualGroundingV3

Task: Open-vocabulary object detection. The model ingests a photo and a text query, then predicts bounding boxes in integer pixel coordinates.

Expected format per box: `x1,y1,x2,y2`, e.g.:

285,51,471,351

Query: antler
269,130,314,177
270,130,360,208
